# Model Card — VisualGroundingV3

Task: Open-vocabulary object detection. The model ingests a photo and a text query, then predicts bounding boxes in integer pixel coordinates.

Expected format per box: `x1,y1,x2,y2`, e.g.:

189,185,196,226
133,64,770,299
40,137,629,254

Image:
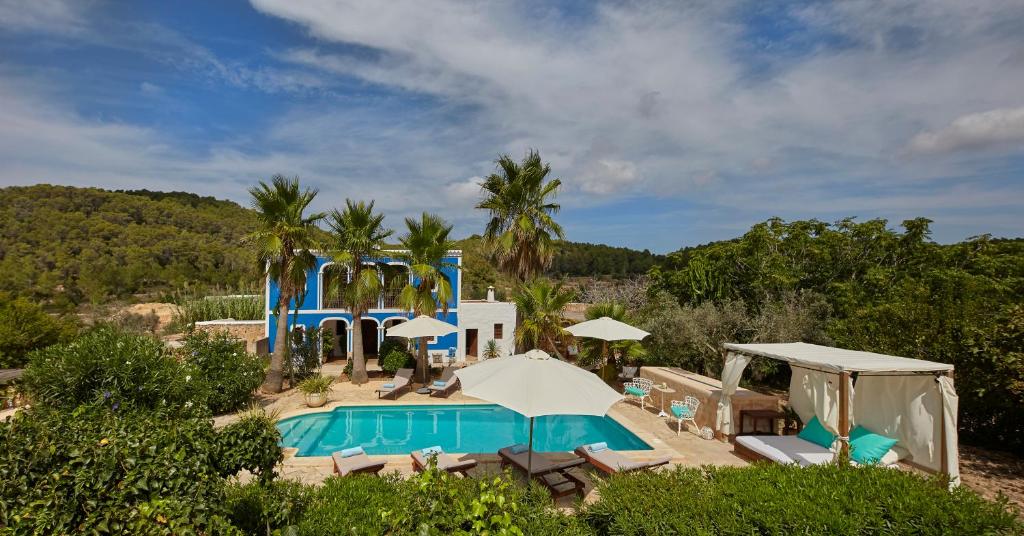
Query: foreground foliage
648,218,1024,450
580,464,1021,536
0,405,280,534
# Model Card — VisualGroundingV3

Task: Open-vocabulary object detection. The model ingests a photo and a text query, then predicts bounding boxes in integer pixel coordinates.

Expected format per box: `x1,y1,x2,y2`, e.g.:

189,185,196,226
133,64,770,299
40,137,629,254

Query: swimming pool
277,404,651,456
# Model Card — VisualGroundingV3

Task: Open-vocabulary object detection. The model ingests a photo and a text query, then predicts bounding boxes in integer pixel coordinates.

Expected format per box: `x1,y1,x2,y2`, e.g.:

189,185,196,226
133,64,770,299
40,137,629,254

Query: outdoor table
738,409,786,435
652,384,676,418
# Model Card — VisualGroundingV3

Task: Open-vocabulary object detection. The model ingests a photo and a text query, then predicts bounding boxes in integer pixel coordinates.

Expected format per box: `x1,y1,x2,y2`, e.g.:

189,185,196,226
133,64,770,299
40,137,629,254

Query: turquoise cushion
421,446,443,456
849,426,898,465
432,380,446,387
382,383,395,389
587,442,608,453
509,443,529,454
625,386,646,397
798,416,837,449
671,405,693,419
339,446,364,458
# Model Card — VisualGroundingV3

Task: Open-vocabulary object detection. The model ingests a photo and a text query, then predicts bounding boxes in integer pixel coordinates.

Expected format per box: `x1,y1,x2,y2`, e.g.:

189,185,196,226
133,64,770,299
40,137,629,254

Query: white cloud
0,0,89,34
575,159,640,195
907,107,1024,154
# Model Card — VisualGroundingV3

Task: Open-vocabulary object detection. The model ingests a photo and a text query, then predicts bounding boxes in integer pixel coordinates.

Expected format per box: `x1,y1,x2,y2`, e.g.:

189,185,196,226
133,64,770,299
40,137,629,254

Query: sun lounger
733,435,905,467
498,445,586,498
375,368,413,399
428,366,460,398
331,449,386,476
574,443,671,474
410,447,478,476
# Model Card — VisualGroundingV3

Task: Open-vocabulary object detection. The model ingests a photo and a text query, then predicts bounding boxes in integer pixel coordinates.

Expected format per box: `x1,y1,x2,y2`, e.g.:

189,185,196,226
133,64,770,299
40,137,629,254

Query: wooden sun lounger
332,451,387,477
574,445,671,474
375,368,414,400
497,446,587,499
428,366,460,398
410,450,478,476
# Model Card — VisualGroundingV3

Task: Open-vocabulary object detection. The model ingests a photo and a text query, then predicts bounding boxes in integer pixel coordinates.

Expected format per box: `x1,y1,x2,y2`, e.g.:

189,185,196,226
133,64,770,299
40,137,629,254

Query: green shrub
297,375,334,395
296,468,585,536
0,293,78,368
297,474,408,535
381,348,415,375
0,405,241,534
181,330,265,414
216,407,283,483
225,479,314,535
21,326,207,416
580,464,1022,535
378,336,410,360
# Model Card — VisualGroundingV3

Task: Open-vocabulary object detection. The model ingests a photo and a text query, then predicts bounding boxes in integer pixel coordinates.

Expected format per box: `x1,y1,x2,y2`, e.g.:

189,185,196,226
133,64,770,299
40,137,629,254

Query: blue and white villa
265,250,517,362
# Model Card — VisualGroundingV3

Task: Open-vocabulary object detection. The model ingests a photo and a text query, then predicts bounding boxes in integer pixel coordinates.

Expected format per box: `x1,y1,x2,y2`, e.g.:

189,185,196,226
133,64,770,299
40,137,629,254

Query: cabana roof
723,342,953,375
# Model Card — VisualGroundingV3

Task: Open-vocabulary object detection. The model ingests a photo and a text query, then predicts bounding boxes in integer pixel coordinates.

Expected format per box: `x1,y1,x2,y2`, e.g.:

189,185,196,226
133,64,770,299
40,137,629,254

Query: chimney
486,286,495,302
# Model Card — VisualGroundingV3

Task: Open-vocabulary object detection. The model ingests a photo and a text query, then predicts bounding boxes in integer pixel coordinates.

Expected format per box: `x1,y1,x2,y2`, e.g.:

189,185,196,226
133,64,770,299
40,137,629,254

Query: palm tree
324,200,393,385
513,279,573,359
476,150,564,281
397,213,457,383
577,302,647,369
247,175,326,393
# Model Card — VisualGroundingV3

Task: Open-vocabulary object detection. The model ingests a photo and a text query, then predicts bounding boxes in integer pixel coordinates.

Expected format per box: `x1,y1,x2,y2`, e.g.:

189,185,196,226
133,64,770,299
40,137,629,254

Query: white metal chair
670,396,700,435
623,378,654,410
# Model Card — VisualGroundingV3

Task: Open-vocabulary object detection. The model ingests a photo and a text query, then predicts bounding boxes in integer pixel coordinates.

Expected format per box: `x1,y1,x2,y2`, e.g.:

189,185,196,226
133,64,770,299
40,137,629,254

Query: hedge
579,463,1022,535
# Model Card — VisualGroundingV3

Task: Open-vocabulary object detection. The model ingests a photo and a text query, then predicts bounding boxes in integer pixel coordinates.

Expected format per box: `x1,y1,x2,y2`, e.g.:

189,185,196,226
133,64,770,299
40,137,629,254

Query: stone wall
194,320,268,355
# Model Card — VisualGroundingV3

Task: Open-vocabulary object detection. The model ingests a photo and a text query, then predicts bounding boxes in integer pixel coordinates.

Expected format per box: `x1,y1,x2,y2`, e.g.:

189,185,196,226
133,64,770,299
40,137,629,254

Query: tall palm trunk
350,312,368,384
417,335,429,384
264,299,290,393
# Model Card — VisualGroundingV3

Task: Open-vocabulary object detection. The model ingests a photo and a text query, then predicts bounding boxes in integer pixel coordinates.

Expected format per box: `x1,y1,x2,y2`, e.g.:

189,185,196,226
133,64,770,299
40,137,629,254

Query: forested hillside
0,185,661,307
0,185,258,308
646,217,1024,451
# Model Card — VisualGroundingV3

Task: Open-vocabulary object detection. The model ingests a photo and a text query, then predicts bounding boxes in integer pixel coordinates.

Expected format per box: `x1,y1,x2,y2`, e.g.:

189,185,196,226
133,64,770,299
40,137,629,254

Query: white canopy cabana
716,342,959,486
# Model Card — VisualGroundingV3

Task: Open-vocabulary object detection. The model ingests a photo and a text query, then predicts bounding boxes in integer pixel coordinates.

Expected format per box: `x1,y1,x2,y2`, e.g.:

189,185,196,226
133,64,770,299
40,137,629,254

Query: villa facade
265,250,516,362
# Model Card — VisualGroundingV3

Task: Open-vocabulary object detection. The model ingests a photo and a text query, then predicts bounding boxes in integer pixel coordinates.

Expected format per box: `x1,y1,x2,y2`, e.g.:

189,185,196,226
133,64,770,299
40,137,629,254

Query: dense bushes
0,405,279,534
216,407,284,483
288,468,584,536
22,326,263,416
0,293,78,368
21,326,205,416
579,464,1021,535
181,330,264,414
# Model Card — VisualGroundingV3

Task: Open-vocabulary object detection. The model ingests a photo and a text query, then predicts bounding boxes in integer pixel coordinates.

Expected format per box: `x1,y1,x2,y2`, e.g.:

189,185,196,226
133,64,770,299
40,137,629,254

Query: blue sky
1,0,1022,252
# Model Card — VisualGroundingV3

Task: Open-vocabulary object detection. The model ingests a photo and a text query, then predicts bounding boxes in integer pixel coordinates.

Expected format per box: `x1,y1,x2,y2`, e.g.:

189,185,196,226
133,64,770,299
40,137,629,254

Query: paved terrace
227,361,747,506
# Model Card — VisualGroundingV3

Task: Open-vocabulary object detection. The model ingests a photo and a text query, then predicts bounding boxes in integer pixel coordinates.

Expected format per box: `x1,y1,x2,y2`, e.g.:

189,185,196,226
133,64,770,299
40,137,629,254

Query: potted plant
298,375,333,407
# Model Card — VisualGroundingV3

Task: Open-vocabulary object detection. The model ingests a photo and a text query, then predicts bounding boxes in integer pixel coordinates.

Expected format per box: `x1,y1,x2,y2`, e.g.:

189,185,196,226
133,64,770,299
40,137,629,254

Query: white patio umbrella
385,315,457,382
384,314,457,339
564,316,649,341
454,349,623,473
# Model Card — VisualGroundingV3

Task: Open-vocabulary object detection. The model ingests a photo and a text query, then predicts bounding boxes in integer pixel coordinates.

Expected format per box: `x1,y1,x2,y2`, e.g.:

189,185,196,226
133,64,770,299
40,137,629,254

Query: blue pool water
277,404,651,456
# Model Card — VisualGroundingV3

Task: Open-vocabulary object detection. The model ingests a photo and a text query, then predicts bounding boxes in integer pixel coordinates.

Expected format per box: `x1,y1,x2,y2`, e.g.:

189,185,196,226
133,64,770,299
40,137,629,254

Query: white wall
457,301,517,360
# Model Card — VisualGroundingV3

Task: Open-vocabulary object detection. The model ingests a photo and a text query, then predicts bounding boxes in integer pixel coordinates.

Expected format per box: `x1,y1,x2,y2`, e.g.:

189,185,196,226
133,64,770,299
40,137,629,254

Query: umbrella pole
527,416,534,476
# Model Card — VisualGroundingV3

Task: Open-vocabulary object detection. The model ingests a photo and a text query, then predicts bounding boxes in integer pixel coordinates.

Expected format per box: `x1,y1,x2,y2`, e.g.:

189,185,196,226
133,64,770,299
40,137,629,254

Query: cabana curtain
717,342,959,486
788,367,852,436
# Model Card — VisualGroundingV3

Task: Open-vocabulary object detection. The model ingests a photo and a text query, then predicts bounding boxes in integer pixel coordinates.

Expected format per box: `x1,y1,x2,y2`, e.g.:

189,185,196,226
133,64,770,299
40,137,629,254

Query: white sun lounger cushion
736,435,904,467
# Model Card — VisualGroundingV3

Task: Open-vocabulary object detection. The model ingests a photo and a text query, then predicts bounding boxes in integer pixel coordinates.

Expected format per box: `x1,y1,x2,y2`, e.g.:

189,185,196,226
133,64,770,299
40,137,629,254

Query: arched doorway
360,318,379,357
319,319,349,361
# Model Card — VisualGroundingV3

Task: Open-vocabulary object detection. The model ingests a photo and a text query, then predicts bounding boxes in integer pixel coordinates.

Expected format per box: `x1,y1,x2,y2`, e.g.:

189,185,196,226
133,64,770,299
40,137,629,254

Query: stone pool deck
239,367,747,505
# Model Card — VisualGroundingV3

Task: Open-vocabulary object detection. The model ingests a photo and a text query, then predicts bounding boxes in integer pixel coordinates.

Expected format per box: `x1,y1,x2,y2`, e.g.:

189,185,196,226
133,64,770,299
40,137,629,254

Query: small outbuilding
715,342,959,486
